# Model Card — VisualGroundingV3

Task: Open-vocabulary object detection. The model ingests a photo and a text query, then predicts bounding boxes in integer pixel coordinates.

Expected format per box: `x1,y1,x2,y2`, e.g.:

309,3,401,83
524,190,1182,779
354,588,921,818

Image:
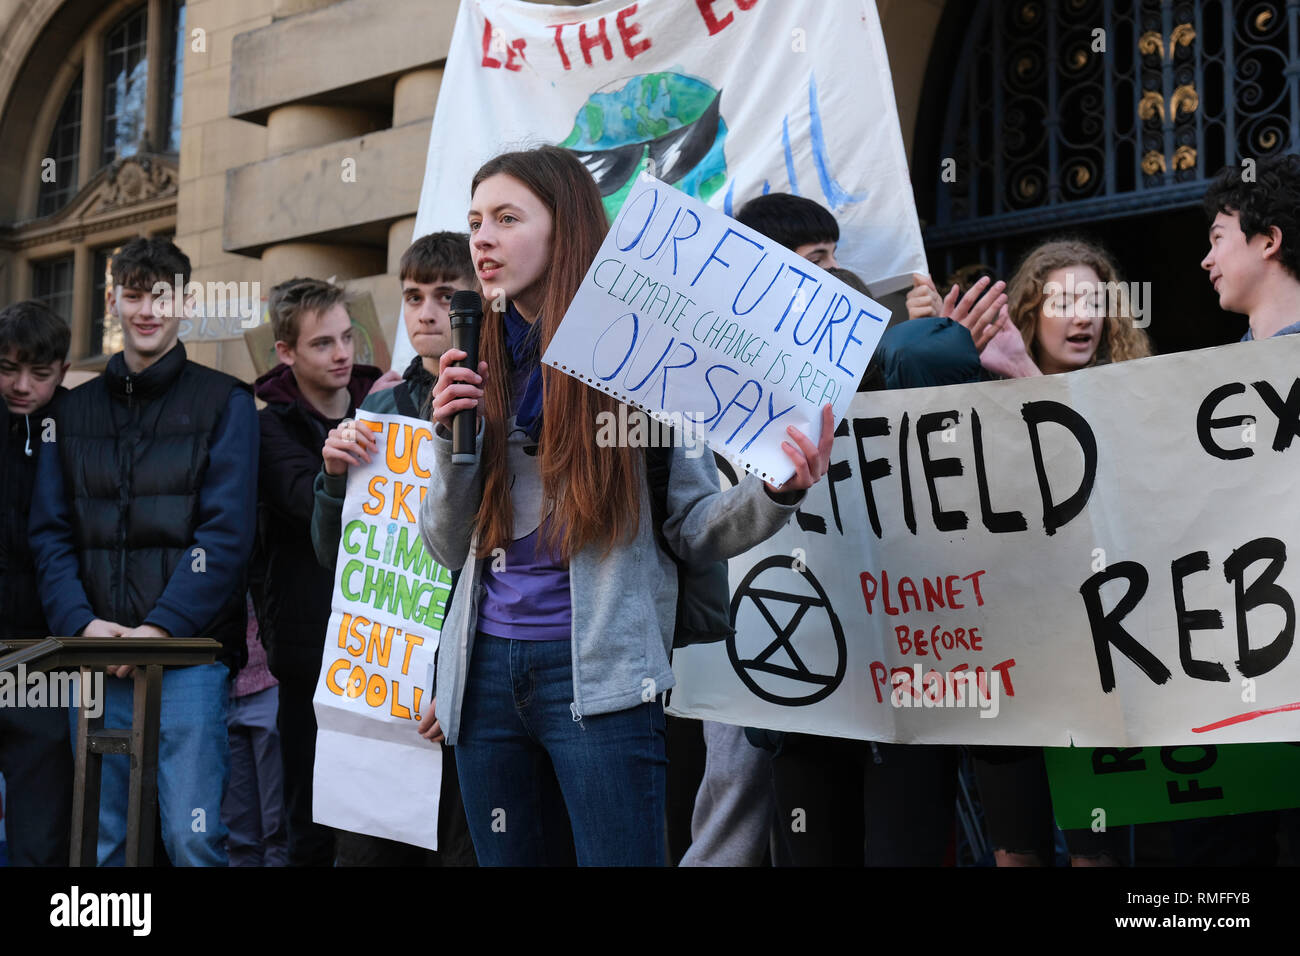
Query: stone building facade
0,0,943,384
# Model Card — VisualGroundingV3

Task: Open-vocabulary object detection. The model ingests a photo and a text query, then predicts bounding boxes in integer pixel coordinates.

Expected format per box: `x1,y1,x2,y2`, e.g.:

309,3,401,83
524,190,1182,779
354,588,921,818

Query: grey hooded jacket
418,424,803,745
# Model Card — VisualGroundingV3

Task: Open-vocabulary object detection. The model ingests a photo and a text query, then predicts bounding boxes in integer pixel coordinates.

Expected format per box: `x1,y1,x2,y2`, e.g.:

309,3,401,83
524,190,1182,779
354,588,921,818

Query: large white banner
397,0,925,370
667,337,1300,747
542,175,890,484
312,411,452,850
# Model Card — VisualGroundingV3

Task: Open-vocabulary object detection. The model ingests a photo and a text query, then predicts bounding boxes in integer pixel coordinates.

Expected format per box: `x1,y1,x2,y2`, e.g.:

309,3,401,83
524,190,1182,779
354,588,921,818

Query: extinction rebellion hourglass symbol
727,554,847,706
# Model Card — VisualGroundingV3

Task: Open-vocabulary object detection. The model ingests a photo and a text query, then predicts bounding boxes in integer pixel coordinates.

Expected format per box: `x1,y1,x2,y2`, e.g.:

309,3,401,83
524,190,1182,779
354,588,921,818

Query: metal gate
917,0,1297,278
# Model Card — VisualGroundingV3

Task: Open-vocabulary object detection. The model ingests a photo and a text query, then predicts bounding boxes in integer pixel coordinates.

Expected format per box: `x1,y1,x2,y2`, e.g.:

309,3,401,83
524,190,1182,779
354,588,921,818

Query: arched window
3,0,187,364
101,5,150,166
165,1,185,152
37,71,82,217
30,0,187,219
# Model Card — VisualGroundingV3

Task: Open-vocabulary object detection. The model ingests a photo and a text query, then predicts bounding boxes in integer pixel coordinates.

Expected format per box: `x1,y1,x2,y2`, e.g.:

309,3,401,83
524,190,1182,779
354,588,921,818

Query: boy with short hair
29,236,258,866
735,193,841,270
1201,153,1300,341
312,232,477,559
254,275,384,866
676,195,849,866
310,231,478,865
728,195,965,866
1192,155,1300,865
0,300,73,866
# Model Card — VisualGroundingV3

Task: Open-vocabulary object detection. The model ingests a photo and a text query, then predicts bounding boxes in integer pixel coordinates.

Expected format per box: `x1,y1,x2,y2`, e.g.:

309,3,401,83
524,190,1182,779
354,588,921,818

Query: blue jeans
72,663,231,866
453,633,667,866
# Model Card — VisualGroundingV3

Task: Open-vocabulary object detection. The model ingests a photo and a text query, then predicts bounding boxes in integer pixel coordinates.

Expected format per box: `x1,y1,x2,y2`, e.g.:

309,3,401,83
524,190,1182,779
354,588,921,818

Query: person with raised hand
970,237,1151,868
309,232,480,867
907,268,1008,351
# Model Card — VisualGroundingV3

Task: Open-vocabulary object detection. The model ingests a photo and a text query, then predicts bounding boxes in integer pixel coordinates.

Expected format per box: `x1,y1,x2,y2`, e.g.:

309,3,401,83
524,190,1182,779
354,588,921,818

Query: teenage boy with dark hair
29,237,258,866
0,301,72,866
310,231,478,865
1192,154,1300,866
1202,153,1300,340
254,276,383,867
735,193,841,270
668,195,853,866
737,194,1000,383
730,195,969,866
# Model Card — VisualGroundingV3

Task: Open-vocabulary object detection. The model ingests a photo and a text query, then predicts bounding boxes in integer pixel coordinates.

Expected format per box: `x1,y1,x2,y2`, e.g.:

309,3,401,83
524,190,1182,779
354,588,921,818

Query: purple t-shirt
477,522,572,641
476,365,572,641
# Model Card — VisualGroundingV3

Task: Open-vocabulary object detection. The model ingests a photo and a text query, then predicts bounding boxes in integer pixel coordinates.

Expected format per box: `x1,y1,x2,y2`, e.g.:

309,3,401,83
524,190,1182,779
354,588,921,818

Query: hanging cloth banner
395,0,925,370
668,338,1300,747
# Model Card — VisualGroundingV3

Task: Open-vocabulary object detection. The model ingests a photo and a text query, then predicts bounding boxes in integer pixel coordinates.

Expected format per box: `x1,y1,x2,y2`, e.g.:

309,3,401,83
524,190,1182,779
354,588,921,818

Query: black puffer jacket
254,362,382,670
0,389,65,639
52,344,255,668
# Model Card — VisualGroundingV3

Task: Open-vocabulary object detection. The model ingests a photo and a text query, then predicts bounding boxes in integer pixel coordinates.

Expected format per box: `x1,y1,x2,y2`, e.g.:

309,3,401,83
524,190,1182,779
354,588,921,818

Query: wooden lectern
0,636,221,866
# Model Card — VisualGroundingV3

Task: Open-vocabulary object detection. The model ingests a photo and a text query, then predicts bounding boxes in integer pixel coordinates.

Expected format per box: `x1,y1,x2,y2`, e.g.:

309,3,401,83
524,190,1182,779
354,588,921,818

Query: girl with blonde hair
975,237,1153,867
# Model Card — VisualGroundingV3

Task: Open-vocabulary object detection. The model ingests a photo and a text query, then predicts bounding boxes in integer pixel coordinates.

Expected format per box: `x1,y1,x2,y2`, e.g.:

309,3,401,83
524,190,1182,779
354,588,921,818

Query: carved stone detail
94,156,179,212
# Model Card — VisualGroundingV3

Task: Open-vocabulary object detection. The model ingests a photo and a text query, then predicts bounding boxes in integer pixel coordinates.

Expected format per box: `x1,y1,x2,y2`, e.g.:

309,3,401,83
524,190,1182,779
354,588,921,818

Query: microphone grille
450,290,482,314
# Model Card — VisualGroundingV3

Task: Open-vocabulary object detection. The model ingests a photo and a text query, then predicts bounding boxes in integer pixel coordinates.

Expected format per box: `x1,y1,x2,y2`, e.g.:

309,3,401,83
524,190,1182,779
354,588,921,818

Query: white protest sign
668,337,1300,747
312,411,452,850
542,174,889,484
396,0,924,371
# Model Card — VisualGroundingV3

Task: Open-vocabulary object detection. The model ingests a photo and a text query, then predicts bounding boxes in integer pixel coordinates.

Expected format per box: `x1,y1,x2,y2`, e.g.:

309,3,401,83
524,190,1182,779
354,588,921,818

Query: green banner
1044,743,1300,829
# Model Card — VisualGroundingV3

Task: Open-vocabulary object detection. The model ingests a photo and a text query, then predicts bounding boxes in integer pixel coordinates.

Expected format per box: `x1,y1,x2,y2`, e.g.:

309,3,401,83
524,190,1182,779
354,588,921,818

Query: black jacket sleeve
257,407,325,527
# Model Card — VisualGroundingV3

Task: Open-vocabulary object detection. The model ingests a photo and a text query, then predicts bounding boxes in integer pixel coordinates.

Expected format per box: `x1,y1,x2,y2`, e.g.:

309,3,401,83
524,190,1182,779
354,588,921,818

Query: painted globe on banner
560,72,729,221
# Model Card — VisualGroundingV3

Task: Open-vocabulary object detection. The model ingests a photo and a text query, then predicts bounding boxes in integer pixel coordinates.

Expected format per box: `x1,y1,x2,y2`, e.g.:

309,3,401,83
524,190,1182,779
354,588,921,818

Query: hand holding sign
764,402,834,498
323,417,378,476
542,175,890,486
418,700,444,744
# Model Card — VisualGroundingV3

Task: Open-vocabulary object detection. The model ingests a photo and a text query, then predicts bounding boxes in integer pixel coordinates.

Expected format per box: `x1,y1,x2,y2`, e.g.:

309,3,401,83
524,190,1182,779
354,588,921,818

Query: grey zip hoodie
418,423,803,745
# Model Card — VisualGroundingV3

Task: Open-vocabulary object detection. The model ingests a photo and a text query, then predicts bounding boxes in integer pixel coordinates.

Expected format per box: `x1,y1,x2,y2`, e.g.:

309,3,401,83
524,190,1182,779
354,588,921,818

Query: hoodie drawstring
23,414,32,457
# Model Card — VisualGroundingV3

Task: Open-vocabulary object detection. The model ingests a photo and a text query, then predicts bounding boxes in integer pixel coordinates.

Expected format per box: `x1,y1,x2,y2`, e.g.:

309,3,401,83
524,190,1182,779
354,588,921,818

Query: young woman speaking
417,146,834,866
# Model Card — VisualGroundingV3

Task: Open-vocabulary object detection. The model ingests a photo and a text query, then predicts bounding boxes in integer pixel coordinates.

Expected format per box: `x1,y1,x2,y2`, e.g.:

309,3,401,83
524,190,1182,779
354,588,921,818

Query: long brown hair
471,146,642,560
1006,238,1152,367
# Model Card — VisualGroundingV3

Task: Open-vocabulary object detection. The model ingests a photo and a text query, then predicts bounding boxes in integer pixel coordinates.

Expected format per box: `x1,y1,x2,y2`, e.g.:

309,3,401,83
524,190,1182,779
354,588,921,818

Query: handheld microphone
449,290,483,464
